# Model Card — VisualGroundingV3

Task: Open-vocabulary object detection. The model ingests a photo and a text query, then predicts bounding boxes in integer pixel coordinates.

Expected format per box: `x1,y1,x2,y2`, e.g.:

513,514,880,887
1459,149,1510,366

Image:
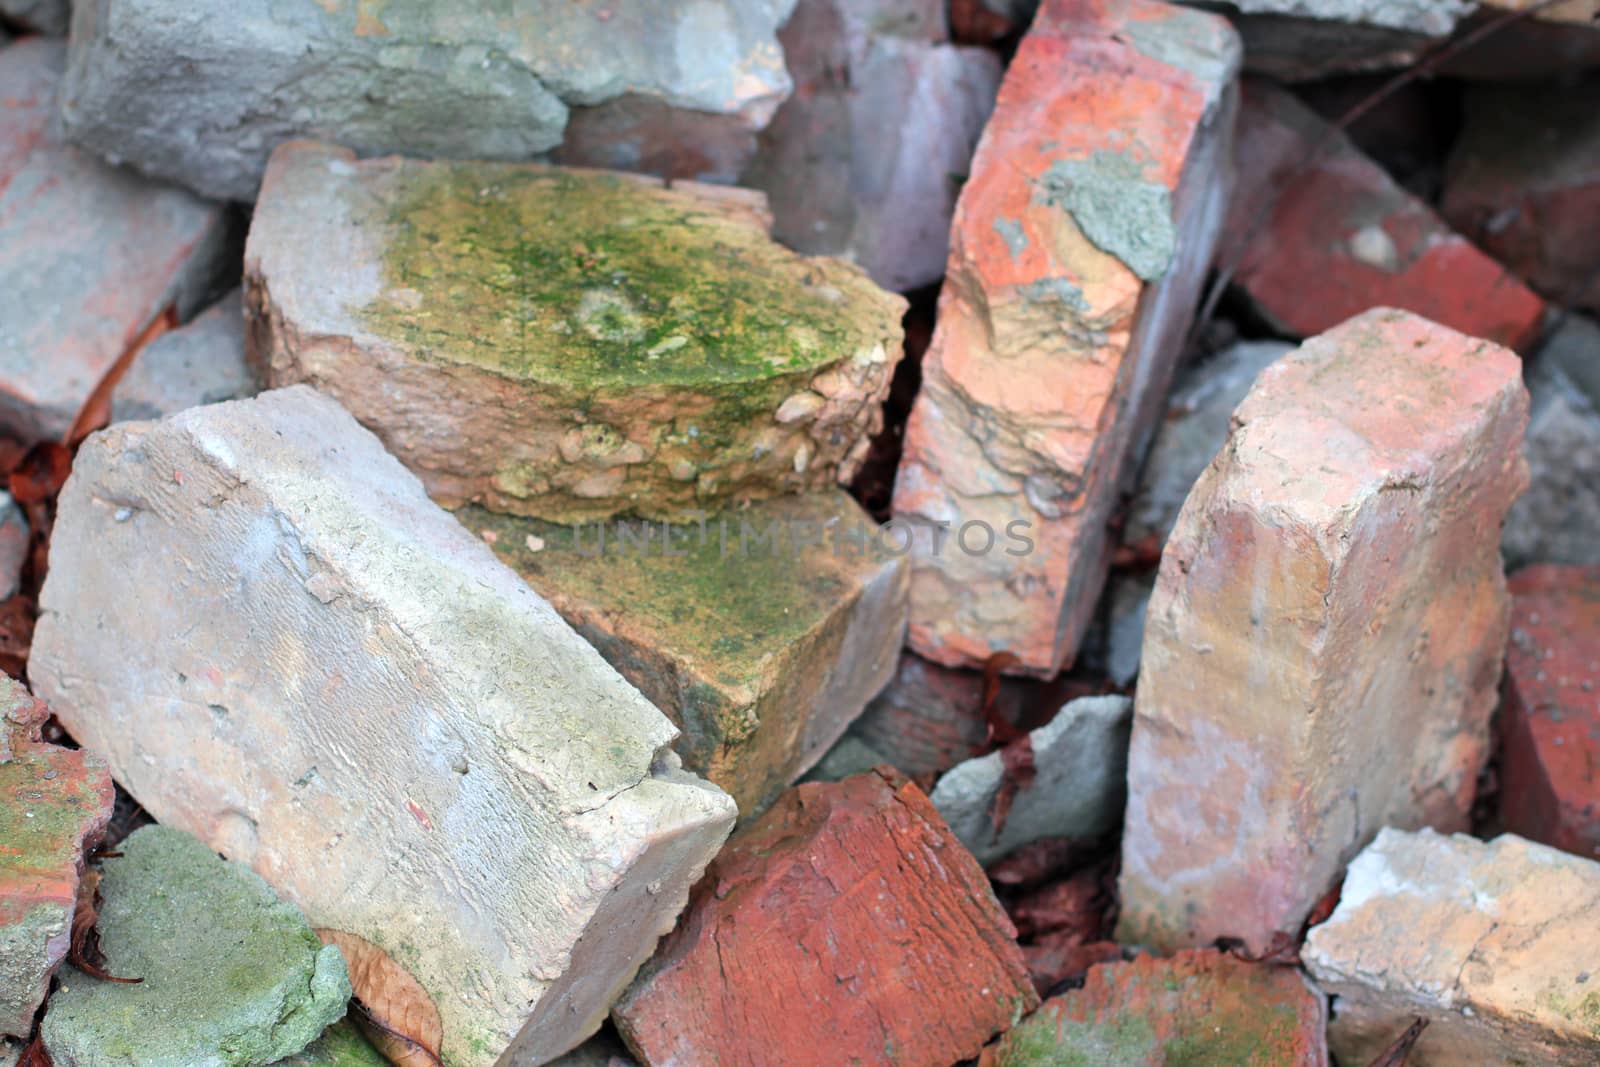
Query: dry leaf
9,442,71,505
1368,1017,1429,1067
17,1033,53,1067
67,866,141,984
316,929,444,1067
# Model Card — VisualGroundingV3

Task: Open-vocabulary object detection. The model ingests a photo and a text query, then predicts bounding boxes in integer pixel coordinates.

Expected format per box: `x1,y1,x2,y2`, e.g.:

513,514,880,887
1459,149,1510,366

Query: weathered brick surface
1226,79,1547,352
1118,309,1529,955
979,950,1328,1065
891,0,1241,676
613,770,1038,1066
1500,565,1600,860
246,142,905,523
0,678,114,1039
1305,828,1600,1065
111,289,256,424
29,387,736,1066
467,491,907,817
0,38,233,444
1443,80,1600,315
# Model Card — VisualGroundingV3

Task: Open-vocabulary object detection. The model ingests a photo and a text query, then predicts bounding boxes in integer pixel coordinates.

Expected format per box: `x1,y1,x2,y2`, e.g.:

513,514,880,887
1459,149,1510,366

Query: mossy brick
1306,829,1600,1065
468,490,907,816
245,142,905,523
979,950,1326,1066
271,1022,387,1067
40,826,350,1066
0,677,114,1039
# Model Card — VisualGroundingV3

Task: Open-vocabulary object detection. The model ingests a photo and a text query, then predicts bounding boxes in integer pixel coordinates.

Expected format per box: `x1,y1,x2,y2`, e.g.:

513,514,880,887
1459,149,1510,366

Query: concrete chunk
1304,828,1600,1065
467,491,907,817
245,142,905,523
112,289,256,424
0,38,234,443
29,386,736,1066
891,0,1241,676
1118,309,1529,955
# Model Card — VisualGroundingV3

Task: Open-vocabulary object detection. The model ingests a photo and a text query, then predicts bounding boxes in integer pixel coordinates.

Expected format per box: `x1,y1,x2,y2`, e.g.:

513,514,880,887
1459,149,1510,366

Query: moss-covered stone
41,826,352,1067
979,951,1327,1066
271,1022,386,1067
466,490,907,816
246,142,907,521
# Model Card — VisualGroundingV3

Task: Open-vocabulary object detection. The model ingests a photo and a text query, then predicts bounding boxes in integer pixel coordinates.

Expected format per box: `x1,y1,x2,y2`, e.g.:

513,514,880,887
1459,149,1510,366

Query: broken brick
1499,565,1600,860
613,770,1038,1066
1119,309,1529,955
1225,78,1547,352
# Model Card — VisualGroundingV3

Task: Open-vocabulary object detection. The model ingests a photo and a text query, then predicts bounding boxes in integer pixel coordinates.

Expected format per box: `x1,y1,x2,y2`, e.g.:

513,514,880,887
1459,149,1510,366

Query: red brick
1500,565,1600,860
613,769,1038,1067
891,0,1242,676
1443,80,1600,316
980,950,1327,1065
1226,78,1547,352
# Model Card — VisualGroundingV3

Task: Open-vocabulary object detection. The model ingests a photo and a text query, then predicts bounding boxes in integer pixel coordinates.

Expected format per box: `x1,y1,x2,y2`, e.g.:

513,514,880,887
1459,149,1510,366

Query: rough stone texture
1118,309,1530,955
0,678,113,1039
930,695,1131,865
112,289,257,424
42,826,352,1067
1096,572,1154,688
1,0,67,34
246,142,906,523
743,0,1002,292
892,0,1242,677
1499,565,1600,860
29,387,737,1067
465,490,908,817
0,38,235,444
613,769,1038,1066
1305,828,1600,1065
546,1032,637,1067
0,493,27,603
1125,339,1291,549
61,0,798,203
1504,316,1600,569
1227,79,1547,352
979,950,1328,1065
1443,79,1600,315
272,1023,387,1067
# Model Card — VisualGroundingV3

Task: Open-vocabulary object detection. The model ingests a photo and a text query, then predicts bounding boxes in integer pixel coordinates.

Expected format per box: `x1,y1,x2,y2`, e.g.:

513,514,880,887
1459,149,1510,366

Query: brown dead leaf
316,929,444,1067
64,303,176,450
9,443,71,506
1368,1017,1429,1067
17,1033,53,1067
989,734,1036,838
68,867,141,984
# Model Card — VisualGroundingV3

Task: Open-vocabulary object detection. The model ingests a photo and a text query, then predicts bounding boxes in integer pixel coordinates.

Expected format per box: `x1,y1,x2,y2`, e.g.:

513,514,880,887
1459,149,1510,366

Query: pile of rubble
2,0,1599,1064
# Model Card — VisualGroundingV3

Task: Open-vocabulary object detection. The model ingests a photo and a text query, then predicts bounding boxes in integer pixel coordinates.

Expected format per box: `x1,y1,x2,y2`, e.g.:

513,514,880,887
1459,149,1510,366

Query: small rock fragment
61,0,798,202
0,678,114,1039
1225,79,1547,352
1443,79,1600,314
271,1022,387,1067
545,1031,638,1067
1499,565,1600,860
744,0,1003,291
41,826,352,1067
1304,828,1600,1066
892,0,1243,675
468,491,908,816
30,386,736,1066
0,494,28,603
613,770,1038,1066
1504,316,1600,568
0,38,234,443
930,695,1131,865
112,290,257,424
245,143,905,522
1118,309,1530,955
979,949,1328,1065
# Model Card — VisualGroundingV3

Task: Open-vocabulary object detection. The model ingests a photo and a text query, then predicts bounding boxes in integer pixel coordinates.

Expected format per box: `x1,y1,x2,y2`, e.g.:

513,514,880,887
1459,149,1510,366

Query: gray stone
1101,572,1154,689
1176,1,1462,80
61,0,797,203
1125,340,1292,549
270,1022,386,1067
112,289,256,423
929,694,1132,865
802,734,894,783
546,1031,637,1067
0,493,26,602
0,0,68,34
0,38,234,443
744,0,1001,291
29,386,736,1066
41,826,352,1067
1304,828,1600,1066
1504,321,1600,569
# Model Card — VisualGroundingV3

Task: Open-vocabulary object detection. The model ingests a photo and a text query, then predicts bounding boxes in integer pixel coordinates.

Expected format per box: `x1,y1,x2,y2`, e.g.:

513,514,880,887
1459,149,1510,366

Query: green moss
366,163,889,390
272,1021,387,1066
